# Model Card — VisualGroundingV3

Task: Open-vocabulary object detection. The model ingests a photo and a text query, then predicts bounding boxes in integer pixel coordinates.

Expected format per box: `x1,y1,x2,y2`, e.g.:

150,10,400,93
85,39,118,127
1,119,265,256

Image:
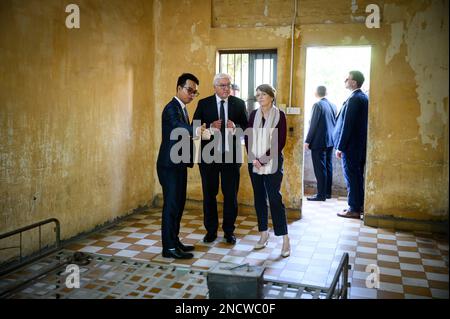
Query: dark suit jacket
333,89,369,154
157,97,194,168
305,97,337,150
193,95,248,163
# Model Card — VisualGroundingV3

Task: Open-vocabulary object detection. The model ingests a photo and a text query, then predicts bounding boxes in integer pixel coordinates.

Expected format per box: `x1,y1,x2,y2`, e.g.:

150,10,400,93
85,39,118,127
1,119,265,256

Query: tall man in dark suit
157,73,204,259
193,73,248,245
304,86,337,201
333,71,369,219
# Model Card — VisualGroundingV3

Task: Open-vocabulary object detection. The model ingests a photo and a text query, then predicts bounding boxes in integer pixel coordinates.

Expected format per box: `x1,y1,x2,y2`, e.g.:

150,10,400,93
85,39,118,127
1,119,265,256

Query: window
218,50,277,114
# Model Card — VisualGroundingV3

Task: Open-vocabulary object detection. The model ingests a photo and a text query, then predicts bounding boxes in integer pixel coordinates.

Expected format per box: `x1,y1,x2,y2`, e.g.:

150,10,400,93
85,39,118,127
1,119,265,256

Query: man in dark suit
333,71,369,219
304,86,337,201
193,73,248,245
157,73,203,259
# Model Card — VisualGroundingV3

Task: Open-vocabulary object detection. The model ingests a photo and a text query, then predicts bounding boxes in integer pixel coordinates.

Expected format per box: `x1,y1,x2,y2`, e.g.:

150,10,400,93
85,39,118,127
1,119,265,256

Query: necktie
183,107,189,123
220,100,226,152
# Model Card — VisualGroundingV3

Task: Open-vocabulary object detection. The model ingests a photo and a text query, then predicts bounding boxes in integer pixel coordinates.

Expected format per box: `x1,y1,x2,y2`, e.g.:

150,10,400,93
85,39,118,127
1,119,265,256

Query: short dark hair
316,86,327,97
349,70,365,88
177,73,199,89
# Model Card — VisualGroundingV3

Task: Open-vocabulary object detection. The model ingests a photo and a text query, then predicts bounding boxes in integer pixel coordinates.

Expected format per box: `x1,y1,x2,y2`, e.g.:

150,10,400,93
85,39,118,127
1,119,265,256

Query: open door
302,46,372,210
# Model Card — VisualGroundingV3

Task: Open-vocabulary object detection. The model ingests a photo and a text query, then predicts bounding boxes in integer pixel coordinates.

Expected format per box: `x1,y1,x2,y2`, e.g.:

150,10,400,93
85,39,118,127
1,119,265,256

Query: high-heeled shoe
254,231,269,250
281,235,290,258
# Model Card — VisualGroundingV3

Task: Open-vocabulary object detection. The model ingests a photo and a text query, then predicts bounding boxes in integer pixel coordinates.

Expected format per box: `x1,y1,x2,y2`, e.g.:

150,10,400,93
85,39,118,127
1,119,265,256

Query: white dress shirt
174,96,187,121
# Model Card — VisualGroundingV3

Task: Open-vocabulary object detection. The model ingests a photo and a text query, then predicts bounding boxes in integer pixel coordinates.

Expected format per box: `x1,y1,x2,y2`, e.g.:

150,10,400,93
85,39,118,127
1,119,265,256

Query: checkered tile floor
0,250,344,299
60,197,449,299
1,251,210,299
3,198,447,299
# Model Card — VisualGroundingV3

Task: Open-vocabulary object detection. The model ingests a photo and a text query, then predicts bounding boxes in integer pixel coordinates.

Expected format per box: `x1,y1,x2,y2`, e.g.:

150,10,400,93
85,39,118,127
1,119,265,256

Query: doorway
302,46,372,202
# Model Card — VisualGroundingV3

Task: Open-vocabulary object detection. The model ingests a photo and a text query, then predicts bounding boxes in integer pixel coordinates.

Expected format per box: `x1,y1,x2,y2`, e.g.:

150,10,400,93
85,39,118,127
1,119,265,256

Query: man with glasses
333,70,369,219
157,73,204,259
193,73,248,245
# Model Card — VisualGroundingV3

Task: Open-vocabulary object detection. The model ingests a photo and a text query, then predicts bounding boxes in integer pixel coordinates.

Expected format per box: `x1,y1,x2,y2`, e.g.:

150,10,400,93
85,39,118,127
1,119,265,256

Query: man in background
333,71,369,219
230,83,240,96
304,85,337,201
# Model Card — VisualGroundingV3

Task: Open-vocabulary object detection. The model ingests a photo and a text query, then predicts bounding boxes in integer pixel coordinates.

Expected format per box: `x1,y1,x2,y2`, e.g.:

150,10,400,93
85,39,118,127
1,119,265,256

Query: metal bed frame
0,218,61,277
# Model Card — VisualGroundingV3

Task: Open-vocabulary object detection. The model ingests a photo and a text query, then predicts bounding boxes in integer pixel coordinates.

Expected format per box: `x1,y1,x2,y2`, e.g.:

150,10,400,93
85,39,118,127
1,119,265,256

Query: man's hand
211,119,222,130
335,150,342,159
201,123,211,140
304,143,310,151
227,120,236,134
194,124,205,140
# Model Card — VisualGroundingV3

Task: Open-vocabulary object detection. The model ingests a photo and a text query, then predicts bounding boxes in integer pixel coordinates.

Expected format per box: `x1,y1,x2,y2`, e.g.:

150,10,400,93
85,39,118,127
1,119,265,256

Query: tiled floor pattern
1,251,209,299
1,198,448,299
0,250,338,299
64,198,449,299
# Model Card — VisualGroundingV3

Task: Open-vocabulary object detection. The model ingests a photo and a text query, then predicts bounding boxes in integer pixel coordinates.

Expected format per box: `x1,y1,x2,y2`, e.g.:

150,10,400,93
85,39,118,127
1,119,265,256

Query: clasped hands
200,120,235,140
210,119,235,130
252,159,263,170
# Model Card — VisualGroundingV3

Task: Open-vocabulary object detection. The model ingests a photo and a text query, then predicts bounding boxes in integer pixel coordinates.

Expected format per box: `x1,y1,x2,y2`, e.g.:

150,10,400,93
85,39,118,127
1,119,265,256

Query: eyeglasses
183,86,200,97
216,84,231,89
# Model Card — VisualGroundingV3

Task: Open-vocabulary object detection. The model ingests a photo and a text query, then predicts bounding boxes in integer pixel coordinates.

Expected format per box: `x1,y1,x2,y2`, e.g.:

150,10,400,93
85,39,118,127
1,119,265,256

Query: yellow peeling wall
0,0,155,251
153,0,449,229
1,0,448,260
363,0,449,227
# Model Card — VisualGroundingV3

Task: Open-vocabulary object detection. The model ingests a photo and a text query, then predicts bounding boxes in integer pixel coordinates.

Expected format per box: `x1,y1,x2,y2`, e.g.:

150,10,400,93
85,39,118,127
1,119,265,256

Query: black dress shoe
307,195,326,201
224,234,236,245
203,233,217,243
326,195,332,199
162,248,193,259
177,242,195,252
